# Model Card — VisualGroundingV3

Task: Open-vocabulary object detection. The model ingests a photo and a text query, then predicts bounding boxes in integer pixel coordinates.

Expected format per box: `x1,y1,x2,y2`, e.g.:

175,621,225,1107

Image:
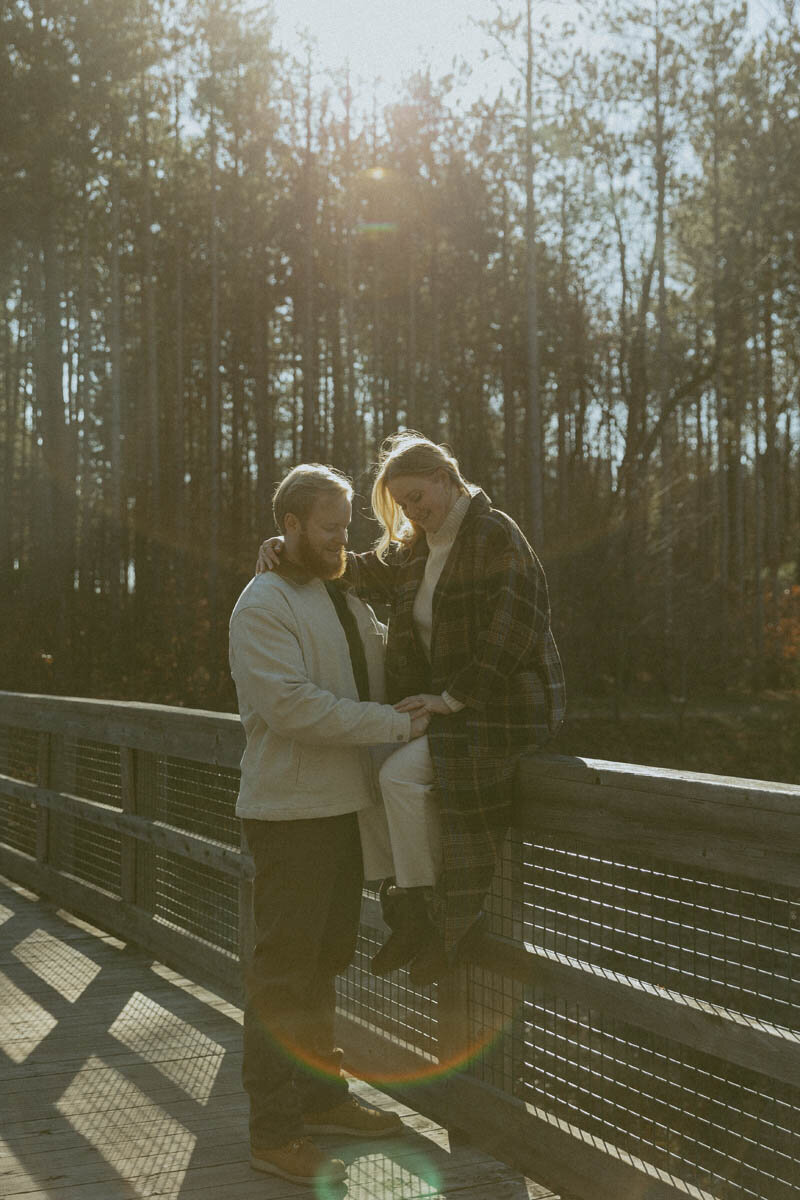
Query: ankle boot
370,887,434,977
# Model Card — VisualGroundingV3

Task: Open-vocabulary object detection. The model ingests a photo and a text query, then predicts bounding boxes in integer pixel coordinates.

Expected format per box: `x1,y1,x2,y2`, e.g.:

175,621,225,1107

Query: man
229,463,428,1188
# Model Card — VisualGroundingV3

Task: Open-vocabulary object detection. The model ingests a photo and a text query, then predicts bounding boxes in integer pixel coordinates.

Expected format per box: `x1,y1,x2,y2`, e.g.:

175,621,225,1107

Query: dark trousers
241,813,364,1148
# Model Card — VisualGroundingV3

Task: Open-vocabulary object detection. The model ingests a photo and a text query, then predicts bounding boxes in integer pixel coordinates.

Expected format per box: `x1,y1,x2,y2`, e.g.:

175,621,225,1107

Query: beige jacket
229,571,411,820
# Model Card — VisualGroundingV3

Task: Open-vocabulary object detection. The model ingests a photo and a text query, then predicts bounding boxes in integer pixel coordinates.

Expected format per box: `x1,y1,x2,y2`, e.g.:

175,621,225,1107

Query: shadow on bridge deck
0,876,558,1200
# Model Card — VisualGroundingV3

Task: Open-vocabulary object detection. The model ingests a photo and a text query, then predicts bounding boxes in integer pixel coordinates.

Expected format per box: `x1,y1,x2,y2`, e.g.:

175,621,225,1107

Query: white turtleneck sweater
412,490,471,712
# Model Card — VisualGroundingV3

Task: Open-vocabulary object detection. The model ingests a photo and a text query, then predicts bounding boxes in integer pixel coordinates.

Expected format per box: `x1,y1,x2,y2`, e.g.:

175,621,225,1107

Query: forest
2,1,799,779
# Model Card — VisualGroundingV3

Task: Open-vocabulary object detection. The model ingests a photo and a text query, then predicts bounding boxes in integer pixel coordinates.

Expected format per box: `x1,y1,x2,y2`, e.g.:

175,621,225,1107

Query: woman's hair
272,463,353,533
371,431,470,560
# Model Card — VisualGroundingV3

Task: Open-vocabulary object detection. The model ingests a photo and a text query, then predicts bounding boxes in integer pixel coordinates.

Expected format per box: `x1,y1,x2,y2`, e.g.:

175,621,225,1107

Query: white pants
358,735,442,888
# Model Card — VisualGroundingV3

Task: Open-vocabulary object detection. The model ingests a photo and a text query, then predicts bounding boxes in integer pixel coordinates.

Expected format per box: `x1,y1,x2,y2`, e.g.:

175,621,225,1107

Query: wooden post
46,733,72,878
436,962,472,1068
35,731,51,873
120,746,137,904
501,833,525,1099
134,750,157,914
436,961,473,1141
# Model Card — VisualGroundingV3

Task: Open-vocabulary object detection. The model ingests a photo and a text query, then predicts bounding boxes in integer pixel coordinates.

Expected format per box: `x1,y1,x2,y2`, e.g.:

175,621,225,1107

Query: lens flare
253,1003,512,1090
345,1148,444,1196
355,220,398,236
361,1016,511,1088
314,1173,348,1200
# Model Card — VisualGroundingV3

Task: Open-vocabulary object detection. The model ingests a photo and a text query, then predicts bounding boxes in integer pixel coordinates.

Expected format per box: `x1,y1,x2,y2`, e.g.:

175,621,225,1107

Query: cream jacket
229,571,411,820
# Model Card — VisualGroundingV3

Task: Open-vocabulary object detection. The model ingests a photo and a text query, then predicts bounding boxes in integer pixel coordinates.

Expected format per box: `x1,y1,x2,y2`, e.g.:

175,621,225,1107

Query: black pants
241,813,364,1148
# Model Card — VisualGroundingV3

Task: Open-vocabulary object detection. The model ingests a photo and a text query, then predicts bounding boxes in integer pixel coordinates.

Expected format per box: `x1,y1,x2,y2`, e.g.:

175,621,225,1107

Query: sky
270,0,490,88
269,0,778,98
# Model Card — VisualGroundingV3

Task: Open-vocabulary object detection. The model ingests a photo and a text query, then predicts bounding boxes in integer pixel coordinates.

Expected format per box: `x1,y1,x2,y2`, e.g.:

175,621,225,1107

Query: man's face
291,491,351,580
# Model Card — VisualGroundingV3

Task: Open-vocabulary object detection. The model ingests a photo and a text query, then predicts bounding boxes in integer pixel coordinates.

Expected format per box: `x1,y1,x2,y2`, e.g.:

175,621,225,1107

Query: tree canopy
2,0,799,711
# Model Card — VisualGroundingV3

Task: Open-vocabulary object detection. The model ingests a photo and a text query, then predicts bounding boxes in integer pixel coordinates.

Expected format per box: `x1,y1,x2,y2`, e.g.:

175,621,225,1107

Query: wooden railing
1,690,798,1200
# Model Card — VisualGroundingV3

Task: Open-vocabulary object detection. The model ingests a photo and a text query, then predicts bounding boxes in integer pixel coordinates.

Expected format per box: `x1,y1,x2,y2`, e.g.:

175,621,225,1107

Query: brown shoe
250,1136,346,1185
304,1096,403,1138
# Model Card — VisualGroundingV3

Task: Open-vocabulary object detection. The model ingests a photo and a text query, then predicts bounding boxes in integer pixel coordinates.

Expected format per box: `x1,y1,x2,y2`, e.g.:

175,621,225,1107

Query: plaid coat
345,489,566,949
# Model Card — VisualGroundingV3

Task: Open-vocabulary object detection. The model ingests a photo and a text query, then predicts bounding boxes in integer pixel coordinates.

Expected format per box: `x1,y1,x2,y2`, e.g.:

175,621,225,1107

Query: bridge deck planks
0,877,559,1200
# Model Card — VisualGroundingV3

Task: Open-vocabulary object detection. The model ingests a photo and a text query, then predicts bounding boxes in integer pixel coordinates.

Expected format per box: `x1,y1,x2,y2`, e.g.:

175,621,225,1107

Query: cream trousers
358,735,442,888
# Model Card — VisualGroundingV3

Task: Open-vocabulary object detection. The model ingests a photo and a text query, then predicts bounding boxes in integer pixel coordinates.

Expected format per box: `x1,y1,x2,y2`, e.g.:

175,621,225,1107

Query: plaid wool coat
344,489,566,949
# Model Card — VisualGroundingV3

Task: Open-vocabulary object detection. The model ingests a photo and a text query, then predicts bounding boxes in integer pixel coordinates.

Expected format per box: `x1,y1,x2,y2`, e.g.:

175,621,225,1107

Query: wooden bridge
0,691,798,1200
0,873,554,1199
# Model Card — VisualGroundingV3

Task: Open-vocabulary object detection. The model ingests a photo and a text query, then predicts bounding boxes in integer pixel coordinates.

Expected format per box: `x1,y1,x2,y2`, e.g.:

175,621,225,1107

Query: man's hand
409,712,430,739
256,536,284,575
396,693,452,717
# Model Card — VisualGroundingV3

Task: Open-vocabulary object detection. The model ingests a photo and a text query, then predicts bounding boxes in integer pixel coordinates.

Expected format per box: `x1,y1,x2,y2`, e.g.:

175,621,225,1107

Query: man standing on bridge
229,463,428,1188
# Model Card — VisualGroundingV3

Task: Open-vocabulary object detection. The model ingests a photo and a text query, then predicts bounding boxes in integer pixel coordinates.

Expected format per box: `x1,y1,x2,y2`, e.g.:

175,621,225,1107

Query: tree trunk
254,266,274,533
173,78,186,599
208,90,221,638
500,184,517,517
524,0,543,546
654,13,676,696
762,261,779,626
140,76,160,619
301,59,316,461
709,26,729,680
37,158,73,686
109,98,124,657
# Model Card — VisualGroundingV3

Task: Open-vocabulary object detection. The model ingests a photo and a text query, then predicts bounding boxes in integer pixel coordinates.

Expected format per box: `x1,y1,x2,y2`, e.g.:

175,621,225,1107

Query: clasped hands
396,694,450,741
394,693,452,717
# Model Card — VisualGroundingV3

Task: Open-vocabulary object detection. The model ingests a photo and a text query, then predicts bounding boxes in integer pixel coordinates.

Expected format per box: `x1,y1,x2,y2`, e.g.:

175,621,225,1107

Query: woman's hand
256,536,284,574
409,712,430,739
395,693,452,717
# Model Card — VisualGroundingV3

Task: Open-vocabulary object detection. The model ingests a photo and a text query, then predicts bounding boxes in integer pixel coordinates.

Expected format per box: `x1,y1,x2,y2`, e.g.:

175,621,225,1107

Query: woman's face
387,471,457,534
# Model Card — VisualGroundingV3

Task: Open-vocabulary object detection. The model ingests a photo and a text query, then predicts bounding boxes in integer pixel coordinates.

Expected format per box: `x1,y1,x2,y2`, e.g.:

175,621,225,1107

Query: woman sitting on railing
257,432,565,984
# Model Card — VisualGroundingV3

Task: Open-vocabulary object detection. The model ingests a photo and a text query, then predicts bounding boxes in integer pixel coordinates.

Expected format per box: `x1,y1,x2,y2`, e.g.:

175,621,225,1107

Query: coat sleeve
343,548,402,604
444,523,550,710
230,602,411,745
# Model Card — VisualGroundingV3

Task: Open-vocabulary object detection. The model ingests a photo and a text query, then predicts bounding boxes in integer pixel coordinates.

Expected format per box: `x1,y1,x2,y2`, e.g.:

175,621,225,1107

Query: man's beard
296,532,347,580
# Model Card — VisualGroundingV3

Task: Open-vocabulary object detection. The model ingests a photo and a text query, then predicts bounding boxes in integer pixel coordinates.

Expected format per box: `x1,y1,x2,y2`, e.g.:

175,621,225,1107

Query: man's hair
272,463,353,533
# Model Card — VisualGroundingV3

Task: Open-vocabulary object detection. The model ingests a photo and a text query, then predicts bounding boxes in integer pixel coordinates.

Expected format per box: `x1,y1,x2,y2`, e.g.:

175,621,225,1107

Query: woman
258,432,565,985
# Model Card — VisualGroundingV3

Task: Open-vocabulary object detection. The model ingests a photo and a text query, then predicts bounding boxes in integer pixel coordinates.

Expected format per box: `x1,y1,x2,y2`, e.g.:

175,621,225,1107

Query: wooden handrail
1,690,798,1200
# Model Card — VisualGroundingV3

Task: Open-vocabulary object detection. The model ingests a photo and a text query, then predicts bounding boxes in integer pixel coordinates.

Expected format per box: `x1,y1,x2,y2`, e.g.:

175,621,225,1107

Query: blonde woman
257,432,565,985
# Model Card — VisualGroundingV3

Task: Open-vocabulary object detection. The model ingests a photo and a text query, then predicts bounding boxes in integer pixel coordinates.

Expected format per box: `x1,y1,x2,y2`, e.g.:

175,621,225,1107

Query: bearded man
229,463,428,1188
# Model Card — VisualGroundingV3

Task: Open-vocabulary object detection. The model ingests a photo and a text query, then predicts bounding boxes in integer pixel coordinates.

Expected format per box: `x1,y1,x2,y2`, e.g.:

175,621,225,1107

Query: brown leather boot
304,1096,403,1137
250,1136,346,1185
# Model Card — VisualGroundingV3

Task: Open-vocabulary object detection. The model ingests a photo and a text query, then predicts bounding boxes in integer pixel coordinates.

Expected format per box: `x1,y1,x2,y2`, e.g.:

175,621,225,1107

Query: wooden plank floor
0,876,559,1200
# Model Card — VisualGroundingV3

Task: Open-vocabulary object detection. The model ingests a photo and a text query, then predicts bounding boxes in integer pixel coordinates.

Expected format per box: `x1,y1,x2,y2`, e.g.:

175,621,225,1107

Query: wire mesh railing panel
0,724,39,784
519,840,800,1032
0,793,37,856
153,849,238,954
463,965,525,1092
0,725,39,856
155,757,240,846
338,919,439,1064
63,739,123,807
58,816,122,896
497,993,799,1200
469,834,800,1199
